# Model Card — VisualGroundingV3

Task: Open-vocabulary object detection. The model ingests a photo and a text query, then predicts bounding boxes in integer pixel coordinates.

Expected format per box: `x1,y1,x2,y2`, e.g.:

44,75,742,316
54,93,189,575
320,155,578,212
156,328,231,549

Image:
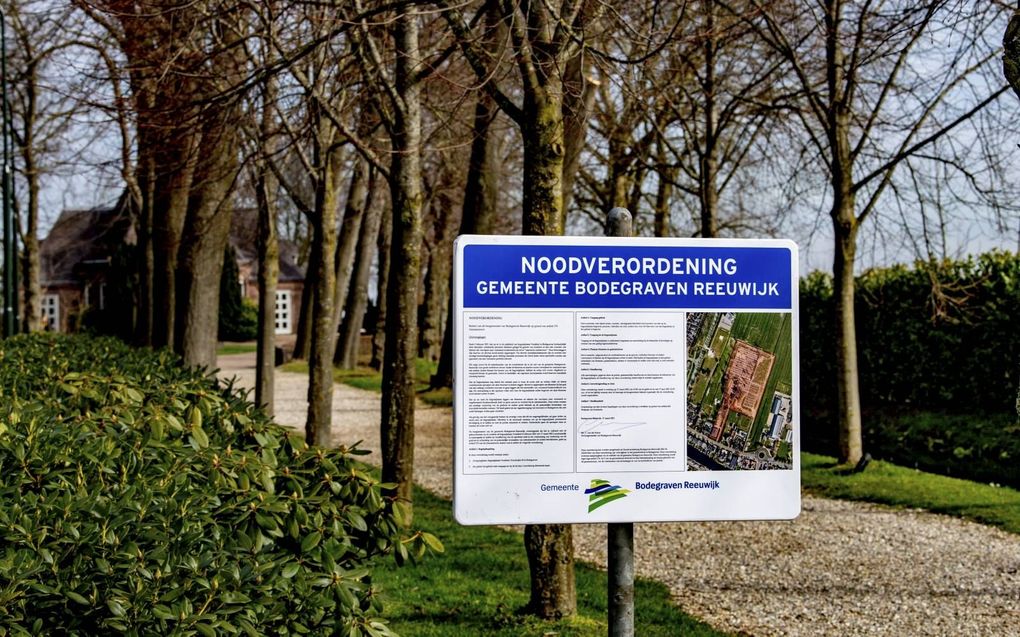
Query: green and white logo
584,479,630,512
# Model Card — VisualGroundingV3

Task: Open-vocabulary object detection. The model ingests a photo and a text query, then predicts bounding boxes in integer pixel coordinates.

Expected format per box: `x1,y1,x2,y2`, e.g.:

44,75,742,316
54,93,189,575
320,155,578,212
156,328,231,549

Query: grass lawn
802,452,1020,535
216,342,258,355
373,486,727,637
281,359,452,407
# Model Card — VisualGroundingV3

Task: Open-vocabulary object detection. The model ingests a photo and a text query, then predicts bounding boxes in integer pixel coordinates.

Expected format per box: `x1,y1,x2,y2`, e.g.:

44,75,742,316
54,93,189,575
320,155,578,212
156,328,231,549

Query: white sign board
453,235,800,524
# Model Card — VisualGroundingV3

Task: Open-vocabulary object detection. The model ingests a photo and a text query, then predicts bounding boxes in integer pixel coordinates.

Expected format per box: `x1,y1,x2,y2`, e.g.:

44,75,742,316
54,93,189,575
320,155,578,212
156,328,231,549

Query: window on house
275,290,292,334
42,294,60,332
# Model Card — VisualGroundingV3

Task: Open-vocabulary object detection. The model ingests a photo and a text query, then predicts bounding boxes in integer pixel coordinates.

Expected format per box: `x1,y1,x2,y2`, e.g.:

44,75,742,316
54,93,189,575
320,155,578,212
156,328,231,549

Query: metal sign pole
605,207,634,637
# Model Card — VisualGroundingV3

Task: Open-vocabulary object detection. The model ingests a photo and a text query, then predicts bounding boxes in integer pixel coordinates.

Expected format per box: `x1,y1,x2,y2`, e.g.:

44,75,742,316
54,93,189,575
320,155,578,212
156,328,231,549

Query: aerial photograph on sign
686,311,794,470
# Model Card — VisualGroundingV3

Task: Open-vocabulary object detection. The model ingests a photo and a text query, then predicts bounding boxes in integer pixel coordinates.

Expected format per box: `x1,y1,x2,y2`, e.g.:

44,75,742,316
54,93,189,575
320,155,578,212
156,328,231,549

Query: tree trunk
699,0,719,239
699,151,719,238
255,143,279,414
1005,4,1020,100
152,134,197,351
521,79,575,621
419,185,457,362
135,147,156,346
608,140,630,210
175,123,237,370
122,51,181,349
418,247,440,361
337,171,382,368
381,10,423,512
371,190,392,371
833,199,862,465
626,164,646,220
561,51,595,216
21,185,40,332
521,84,566,236
329,154,371,357
306,136,342,447
653,142,673,238
525,524,577,619
292,242,316,361
19,95,40,332
826,0,863,465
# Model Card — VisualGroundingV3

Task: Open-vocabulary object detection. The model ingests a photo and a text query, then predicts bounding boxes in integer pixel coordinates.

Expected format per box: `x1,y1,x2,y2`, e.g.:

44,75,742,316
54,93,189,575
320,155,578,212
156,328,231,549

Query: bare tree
430,86,504,388
744,0,1015,464
572,1,789,239
418,148,465,362
286,0,433,509
336,167,382,369
253,78,279,415
370,200,391,370
660,0,791,238
254,1,374,445
77,0,249,367
329,111,377,365
366,5,425,512
440,0,613,619
5,0,81,332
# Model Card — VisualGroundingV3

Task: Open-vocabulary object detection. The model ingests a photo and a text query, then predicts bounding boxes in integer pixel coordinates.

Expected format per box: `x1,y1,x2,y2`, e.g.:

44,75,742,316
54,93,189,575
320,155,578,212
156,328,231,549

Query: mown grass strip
802,452,1020,535
216,342,258,355
282,359,452,407
373,486,727,637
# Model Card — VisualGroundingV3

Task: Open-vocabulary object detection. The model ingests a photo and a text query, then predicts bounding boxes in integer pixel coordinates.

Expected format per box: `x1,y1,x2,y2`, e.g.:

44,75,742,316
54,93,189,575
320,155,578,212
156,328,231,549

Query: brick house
227,208,305,335
39,205,134,333
40,205,304,335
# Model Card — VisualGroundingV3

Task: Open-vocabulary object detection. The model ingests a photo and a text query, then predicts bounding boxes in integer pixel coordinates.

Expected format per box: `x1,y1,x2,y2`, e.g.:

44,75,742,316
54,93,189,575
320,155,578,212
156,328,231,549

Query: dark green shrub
0,334,439,636
219,247,258,342
802,251,1019,417
219,298,259,342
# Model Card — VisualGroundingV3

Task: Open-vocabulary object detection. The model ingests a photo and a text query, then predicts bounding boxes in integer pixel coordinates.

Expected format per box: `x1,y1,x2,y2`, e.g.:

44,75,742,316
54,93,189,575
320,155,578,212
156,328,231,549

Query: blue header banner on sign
462,242,793,310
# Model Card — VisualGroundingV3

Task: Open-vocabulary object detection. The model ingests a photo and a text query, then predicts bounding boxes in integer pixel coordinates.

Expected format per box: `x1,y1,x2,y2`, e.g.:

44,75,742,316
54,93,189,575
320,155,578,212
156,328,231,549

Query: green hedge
0,334,438,636
219,247,258,342
801,251,1020,484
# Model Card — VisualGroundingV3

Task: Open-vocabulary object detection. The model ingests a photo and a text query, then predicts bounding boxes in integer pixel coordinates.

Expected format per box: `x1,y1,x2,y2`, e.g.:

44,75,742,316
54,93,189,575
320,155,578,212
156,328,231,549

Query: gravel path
217,354,1020,636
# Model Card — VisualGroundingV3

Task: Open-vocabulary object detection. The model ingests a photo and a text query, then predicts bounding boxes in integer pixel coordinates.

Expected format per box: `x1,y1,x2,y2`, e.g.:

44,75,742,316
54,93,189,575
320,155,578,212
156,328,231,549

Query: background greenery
219,247,259,342
800,251,1020,487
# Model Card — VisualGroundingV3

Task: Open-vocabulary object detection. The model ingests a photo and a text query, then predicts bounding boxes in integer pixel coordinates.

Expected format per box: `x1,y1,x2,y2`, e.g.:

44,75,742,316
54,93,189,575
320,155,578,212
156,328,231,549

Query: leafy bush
0,334,439,636
220,298,259,342
861,410,1020,488
802,251,1019,416
219,247,258,342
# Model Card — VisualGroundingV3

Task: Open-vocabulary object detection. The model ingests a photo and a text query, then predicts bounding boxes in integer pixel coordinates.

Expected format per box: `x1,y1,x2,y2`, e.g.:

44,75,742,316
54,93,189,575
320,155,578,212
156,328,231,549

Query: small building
40,205,304,335
228,208,305,335
39,205,134,333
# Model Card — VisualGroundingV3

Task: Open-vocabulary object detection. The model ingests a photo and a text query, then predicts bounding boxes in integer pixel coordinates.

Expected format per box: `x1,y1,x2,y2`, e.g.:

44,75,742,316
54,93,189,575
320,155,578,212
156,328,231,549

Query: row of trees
5,0,1019,620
